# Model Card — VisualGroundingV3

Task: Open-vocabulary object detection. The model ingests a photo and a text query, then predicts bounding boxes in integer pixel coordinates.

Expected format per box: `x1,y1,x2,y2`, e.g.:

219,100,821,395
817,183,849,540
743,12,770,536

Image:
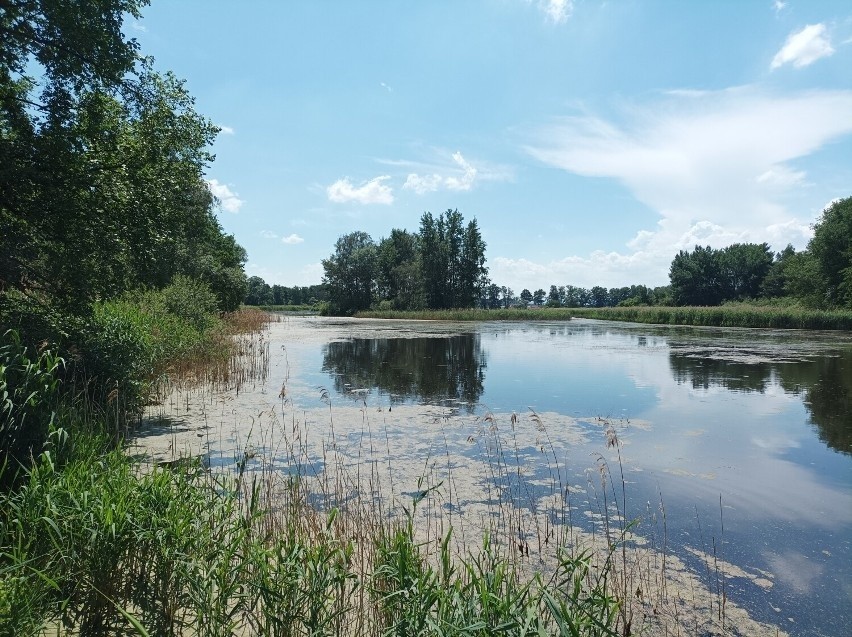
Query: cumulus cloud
327,176,394,205
540,0,573,23
445,152,478,190
402,151,498,194
218,125,235,135
522,87,852,286
281,234,304,245
206,179,244,213
489,249,671,290
771,24,834,70
403,173,443,194
772,0,786,15
260,230,278,239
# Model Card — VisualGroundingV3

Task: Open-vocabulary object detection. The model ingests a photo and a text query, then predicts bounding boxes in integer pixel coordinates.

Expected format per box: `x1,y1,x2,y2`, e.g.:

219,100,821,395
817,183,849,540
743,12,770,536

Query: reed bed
569,303,852,330
358,304,852,330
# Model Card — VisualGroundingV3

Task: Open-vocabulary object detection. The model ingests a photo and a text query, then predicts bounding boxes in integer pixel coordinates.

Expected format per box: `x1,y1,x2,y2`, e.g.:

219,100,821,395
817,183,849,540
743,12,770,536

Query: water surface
143,316,851,636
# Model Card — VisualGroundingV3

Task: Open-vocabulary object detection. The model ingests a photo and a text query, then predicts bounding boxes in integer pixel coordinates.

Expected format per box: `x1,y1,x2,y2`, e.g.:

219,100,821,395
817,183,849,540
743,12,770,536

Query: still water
292,317,850,636
149,316,850,635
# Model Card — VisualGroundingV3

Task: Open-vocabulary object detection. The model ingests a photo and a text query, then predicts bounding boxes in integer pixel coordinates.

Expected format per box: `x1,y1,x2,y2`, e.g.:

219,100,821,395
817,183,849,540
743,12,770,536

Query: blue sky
130,0,852,291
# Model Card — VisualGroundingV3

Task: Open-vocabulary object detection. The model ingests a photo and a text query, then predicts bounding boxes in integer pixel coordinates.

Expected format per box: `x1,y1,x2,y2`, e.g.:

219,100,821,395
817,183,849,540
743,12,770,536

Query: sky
129,0,852,292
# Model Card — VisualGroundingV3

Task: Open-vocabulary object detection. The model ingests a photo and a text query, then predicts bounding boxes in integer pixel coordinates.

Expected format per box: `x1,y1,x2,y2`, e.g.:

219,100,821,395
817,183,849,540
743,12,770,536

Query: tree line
272,197,849,315
668,197,851,309
244,279,328,307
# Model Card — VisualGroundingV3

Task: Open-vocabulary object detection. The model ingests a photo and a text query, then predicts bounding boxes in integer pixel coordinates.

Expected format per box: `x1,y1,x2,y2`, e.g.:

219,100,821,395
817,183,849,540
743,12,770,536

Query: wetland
139,316,852,636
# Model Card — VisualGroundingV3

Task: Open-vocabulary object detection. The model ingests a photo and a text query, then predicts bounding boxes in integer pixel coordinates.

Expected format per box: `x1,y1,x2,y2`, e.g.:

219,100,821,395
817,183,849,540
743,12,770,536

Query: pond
140,316,851,636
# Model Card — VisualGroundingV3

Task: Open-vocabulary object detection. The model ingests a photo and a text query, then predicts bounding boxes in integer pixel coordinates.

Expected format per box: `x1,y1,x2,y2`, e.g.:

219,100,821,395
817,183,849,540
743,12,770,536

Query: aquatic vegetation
358,303,852,330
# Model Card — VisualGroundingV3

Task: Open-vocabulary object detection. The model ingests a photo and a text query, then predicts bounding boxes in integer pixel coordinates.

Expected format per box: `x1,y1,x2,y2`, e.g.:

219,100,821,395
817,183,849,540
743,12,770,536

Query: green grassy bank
357,303,852,330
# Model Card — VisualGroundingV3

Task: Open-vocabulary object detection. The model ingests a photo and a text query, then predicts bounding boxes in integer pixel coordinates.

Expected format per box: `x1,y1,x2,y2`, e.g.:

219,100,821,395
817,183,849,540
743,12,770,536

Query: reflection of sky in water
312,319,852,637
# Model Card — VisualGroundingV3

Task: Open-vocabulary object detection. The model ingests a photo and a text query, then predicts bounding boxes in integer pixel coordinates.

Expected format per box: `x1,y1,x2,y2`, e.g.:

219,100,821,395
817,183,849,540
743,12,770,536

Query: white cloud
281,234,304,245
327,176,394,205
206,179,244,213
524,87,852,286
756,165,807,188
540,0,573,23
380,82,393,92
219,125,235,135
771,24,834,70
260,230,278,239
772,0,786,15
403,173,443,194
489,249,670,290
445,152,478,191
402,151,500,195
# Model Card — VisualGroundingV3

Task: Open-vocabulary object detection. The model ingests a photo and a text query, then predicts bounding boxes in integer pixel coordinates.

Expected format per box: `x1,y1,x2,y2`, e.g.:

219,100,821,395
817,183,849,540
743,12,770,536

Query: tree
546,285,561,307
377,229,423,310
418,209,487,309
669,245,725,306
0,3,247,312
322,232,377,314
719,243,773,300
245,276,273,306
520,289,533,305
807,197,852,308
589,286,609,308
532,289,546,306
761,244,796,298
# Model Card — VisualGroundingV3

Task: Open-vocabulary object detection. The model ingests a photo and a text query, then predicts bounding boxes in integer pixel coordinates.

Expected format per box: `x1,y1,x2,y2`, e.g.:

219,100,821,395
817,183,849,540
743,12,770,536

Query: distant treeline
244,280,329,307
246,196,852,315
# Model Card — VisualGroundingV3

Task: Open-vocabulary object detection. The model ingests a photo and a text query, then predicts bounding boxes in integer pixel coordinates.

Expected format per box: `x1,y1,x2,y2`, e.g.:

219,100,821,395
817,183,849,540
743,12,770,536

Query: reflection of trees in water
669,356,776,393
669,349,852,455
322,335,486,411
778,351,852,455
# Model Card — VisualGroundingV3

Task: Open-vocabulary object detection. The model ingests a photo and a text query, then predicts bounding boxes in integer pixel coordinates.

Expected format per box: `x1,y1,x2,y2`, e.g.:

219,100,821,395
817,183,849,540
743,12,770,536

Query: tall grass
568,303,852,330
358,304,852,330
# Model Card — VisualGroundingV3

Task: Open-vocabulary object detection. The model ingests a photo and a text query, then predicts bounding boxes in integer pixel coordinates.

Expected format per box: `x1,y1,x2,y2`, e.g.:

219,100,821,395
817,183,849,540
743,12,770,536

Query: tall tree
377,229,423,310
322,231,377,314
0,1,247,311
669,245,725,306
719,243,773,300
807,197,852,308
418,209,487,309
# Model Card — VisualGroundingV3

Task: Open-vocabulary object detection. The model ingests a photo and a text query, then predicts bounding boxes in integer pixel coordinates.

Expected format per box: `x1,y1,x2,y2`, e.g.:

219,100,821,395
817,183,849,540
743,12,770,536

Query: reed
357,304,852,330
568,303,852,330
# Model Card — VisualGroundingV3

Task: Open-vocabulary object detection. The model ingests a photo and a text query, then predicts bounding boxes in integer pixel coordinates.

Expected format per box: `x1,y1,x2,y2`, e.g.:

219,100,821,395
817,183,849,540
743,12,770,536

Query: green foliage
373,509,619,636
1,1,247,314
322,231,378,315
0,330,64,483
420,210,488,310
669,245,726,306
806,196,852,309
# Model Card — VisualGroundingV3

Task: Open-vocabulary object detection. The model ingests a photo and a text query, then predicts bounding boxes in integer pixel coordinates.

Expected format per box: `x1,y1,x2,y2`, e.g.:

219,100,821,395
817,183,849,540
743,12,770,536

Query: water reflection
322,334,486,411
669,348,852,455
